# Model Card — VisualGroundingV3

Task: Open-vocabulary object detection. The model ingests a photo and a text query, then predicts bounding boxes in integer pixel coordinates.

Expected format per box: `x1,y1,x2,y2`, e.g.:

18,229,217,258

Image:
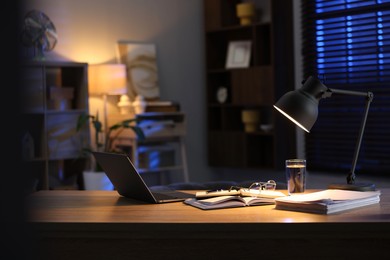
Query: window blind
301,0,390,175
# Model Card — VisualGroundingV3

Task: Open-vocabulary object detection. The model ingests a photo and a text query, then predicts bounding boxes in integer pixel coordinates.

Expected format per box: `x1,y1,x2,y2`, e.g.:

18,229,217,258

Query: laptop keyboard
153,191,194,199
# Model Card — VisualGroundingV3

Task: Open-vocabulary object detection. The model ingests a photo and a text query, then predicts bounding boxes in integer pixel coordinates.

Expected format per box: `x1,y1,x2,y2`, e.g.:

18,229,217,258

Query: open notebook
92,152,195,203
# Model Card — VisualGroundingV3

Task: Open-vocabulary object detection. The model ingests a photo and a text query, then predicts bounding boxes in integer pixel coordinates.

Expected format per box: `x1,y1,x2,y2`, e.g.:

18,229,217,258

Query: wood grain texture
27,189,390,259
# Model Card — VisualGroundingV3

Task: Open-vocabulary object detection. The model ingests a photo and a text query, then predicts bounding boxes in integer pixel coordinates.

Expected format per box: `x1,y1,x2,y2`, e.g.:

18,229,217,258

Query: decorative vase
82,171,114,190
236,2,256,26
242,109,260,132
117,94,132,115
132,95,147,114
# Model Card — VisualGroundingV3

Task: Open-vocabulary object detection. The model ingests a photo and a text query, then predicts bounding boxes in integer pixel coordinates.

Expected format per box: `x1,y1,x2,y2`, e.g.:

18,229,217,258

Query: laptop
92,151,195,203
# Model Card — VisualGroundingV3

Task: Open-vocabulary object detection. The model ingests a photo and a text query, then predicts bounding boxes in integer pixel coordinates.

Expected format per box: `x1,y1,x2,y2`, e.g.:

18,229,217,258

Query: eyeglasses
228,180,277,192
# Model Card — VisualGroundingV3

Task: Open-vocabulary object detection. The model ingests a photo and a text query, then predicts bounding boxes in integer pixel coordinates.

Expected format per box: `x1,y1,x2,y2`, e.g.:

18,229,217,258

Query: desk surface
28,189,390,223
27,189,390,259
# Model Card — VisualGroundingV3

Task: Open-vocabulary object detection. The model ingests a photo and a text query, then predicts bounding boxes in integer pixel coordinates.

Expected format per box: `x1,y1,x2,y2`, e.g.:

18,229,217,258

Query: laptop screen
92,152,157,203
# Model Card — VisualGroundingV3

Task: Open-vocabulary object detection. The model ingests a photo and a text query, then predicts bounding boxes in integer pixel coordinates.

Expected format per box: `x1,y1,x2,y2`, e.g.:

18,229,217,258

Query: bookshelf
203,0,296,170
20,61,90,190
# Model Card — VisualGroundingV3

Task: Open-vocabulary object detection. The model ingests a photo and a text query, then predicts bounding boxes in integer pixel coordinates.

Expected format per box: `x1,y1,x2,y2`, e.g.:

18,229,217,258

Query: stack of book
274,189,381,214
145,101,180,112
184,188,381,213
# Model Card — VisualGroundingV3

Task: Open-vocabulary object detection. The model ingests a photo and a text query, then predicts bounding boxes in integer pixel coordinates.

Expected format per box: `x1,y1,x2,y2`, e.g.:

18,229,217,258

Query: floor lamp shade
88,64,127,95
88,63,128,134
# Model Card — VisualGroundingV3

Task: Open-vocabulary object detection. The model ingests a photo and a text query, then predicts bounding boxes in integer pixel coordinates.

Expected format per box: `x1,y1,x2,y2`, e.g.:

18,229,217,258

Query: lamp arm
329,88,372,98
329,88,374,184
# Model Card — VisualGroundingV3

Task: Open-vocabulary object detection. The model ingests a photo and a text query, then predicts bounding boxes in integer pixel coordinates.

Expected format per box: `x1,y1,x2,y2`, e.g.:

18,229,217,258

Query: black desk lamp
273,75,375,191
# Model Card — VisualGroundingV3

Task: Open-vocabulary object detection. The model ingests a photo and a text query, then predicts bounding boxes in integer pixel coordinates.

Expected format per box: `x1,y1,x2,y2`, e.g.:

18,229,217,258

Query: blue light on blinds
316,0,390,13
302,0,390,173
314,5,390,84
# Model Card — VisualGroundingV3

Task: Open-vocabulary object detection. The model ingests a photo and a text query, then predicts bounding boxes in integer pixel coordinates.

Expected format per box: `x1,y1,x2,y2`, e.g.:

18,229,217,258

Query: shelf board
205,21,271,33
208,129,274,136
207,65,272,74
207,103,272,107
45,109,88,115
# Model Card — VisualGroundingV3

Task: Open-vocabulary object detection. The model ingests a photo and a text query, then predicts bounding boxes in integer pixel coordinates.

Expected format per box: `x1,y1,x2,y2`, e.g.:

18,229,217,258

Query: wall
20,0,214,184
19,0,303,185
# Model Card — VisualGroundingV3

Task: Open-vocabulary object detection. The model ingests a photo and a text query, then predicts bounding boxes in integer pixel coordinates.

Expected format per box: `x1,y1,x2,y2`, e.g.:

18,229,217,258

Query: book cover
184,195,275,210
274,189,381,214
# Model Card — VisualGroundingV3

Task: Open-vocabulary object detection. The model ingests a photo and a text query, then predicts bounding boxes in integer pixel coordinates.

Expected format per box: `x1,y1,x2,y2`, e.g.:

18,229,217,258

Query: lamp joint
367,92,374,102
347,172,356,184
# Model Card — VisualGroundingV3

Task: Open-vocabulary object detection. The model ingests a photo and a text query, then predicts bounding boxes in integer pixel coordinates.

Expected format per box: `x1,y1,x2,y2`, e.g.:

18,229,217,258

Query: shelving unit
21,61,90,190
111,112,189,185
203,0,296,170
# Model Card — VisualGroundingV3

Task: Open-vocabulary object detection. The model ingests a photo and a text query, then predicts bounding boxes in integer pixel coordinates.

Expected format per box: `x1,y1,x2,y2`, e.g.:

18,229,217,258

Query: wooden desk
27,189,390,259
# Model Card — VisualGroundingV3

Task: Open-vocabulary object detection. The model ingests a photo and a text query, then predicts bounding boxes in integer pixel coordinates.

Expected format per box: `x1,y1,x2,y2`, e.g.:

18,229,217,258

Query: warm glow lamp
273,75,375,191
88,64,127,131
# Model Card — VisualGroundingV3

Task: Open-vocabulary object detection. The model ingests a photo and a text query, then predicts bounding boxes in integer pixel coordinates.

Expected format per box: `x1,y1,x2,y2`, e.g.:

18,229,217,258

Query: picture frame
116,41,160,101
225,40,252,69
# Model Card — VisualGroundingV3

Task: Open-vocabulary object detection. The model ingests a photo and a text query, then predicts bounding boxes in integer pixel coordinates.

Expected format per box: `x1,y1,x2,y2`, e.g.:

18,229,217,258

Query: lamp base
327,182,376,191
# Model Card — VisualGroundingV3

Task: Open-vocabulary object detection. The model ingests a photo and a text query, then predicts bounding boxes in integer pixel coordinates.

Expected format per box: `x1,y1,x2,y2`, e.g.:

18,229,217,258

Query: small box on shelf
47,86,75,110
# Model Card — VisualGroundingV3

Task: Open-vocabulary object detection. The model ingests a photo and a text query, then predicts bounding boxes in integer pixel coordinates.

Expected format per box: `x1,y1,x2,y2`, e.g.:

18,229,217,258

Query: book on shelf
184,195,276,210
145,100,180,112
195,189,286,199
274,189,381,214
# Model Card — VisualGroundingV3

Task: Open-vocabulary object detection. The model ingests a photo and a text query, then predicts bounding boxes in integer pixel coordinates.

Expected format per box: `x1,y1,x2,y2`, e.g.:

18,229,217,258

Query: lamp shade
88,64,127,95
273,76,329,133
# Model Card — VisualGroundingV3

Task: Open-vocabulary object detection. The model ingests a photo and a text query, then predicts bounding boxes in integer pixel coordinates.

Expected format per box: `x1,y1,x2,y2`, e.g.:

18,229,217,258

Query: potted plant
76,112,145,189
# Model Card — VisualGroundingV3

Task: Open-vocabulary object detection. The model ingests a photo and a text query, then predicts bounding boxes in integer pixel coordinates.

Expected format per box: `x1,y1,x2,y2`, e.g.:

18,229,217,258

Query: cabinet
203,0,296,170
21,61,90,190
111,112,189,185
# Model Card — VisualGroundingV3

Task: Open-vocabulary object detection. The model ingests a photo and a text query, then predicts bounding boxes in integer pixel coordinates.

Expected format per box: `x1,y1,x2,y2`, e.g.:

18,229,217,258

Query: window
301,0,390,175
